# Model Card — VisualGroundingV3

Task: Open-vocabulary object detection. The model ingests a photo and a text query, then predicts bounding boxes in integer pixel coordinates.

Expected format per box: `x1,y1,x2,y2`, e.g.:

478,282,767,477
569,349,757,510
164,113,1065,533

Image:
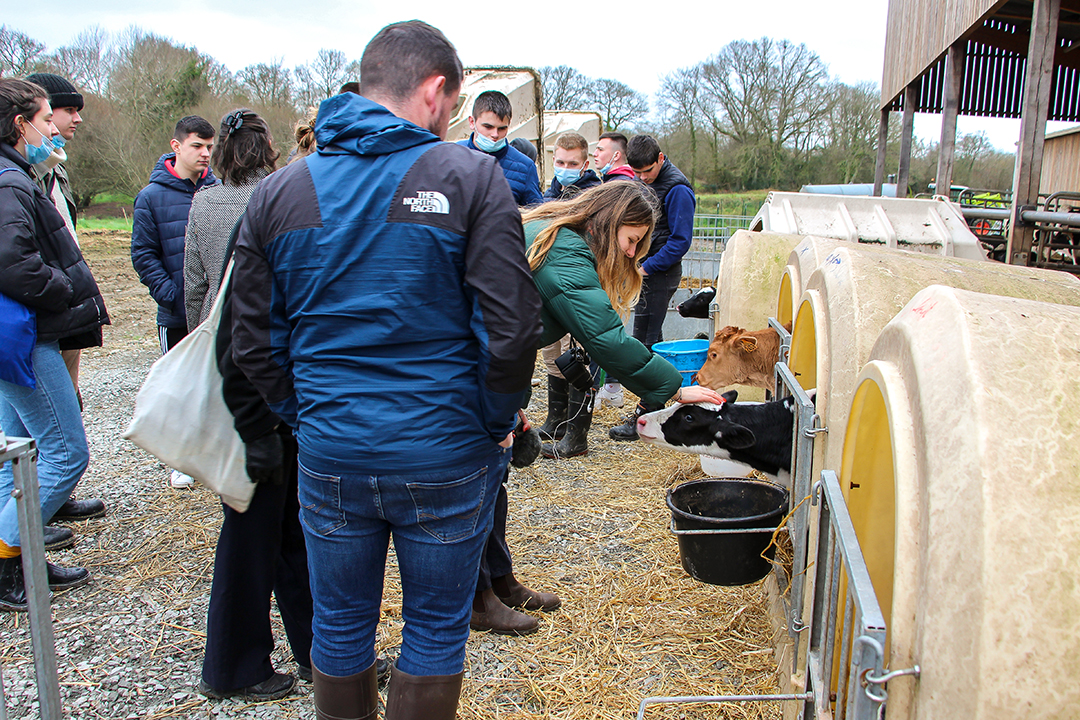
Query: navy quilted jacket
131,153,217,328
457,135,543,207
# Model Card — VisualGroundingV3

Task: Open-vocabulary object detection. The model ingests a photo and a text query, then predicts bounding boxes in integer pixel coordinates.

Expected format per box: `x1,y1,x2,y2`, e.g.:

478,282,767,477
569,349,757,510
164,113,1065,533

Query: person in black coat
0,78,110,610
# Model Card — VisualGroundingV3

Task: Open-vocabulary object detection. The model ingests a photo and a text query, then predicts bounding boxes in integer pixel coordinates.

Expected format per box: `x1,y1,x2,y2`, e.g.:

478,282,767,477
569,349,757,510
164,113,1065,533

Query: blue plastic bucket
652,338,709,387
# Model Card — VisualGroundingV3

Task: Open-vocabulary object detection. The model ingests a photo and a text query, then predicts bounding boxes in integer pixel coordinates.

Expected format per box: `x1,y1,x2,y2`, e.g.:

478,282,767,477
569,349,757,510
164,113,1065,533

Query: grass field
81,215,134,232
696,190,771,216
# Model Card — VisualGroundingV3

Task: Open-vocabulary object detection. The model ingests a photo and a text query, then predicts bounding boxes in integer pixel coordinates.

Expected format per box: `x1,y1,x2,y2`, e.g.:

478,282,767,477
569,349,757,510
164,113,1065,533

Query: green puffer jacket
526,220,682,407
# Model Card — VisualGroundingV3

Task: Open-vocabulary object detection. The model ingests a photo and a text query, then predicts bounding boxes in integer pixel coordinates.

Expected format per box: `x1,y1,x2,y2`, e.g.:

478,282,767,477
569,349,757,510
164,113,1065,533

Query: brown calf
695,323,791,390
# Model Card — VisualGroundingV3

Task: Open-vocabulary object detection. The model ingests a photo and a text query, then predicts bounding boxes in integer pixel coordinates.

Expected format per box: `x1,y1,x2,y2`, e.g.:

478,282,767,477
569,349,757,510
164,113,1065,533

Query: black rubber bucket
666,478,789,586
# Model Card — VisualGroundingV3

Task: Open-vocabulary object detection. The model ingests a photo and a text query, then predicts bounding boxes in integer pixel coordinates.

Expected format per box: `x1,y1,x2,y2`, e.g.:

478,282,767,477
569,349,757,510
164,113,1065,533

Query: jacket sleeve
537,239,682,407
0,183,73,313
463,161,543,440
215,273,282,442
130,188,177,309
183,209,207,331
642,184,696,275
230,195,298,428
521,162,544,208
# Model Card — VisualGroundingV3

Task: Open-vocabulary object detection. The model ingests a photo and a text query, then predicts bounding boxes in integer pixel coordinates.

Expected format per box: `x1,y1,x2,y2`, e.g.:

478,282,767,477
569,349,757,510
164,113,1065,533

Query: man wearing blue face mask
458,91,542,207
542,131,600,201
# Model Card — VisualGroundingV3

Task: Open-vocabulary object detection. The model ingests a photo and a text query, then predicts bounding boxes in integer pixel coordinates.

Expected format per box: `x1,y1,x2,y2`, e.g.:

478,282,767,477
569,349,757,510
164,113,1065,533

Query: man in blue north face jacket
130,116,217,354
230,21,542,719
457,90,543,207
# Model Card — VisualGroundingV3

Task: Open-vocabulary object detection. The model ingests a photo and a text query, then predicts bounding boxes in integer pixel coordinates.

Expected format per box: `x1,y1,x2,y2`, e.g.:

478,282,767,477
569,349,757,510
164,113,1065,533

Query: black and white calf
636,390,800,484
676,286,716,319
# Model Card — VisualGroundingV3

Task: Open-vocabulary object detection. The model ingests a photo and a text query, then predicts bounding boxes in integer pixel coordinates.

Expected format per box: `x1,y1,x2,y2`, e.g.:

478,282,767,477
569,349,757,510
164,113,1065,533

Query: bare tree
587,78,648,131
657,66,710,184
818,81,879,184
539,65,592,111
239,58,294,108
47,26,114,96
700,38,831,187
0,25,47,76
294,49,359,109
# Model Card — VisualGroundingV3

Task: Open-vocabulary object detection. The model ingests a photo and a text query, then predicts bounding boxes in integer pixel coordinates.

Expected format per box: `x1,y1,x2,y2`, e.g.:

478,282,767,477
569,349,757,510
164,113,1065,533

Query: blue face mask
21,120,57,165
554,167,582,187
473,132,507,153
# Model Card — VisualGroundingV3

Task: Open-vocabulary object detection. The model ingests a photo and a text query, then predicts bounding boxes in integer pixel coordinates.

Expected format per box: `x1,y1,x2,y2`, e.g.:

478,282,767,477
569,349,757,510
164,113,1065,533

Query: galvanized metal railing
768,320,821,654
682,214,755,286
0,436,62,720
802,470,891,720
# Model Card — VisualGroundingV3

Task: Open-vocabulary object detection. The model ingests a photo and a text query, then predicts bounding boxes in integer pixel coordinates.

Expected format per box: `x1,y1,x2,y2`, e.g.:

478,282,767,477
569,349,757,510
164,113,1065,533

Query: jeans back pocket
406,465,489,544
298,460,346,535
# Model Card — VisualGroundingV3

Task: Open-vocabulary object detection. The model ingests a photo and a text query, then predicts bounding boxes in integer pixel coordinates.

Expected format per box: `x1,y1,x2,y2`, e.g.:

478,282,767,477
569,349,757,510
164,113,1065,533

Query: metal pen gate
0,437,62,720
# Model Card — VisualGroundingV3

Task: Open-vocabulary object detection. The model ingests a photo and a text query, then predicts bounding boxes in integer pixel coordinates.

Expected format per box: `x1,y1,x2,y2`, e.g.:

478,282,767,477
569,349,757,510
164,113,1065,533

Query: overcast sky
11,0,1064,152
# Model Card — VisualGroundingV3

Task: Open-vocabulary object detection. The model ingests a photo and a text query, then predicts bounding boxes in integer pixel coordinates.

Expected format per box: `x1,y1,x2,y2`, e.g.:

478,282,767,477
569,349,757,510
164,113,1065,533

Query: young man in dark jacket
131,115,217,354
230,21,541,719
458,90,543,207
130,115,217,488
542,131,600,201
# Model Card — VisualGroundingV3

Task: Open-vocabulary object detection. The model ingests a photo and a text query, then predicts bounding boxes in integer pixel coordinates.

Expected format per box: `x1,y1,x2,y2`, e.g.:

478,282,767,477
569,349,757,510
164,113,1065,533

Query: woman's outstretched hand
673,385,726,405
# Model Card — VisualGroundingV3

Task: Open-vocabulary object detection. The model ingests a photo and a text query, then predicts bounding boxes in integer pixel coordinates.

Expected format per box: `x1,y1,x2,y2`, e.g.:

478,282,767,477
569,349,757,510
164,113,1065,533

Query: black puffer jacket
0,143,109,344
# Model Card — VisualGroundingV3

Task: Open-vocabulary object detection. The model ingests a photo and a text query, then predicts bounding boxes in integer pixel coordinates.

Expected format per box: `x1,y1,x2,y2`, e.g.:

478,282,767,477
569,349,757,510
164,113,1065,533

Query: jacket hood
315,93,440,157
149,152,216,192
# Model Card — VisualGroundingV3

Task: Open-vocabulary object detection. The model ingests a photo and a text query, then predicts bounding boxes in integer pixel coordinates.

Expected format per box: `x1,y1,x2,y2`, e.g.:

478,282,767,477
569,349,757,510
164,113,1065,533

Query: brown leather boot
469,587,538,635
312,661,379,720
492,573,562,612
384,663,463,720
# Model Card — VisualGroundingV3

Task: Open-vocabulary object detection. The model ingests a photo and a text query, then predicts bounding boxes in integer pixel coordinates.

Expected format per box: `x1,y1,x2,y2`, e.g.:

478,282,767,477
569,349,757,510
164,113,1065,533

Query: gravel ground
0,231,781,720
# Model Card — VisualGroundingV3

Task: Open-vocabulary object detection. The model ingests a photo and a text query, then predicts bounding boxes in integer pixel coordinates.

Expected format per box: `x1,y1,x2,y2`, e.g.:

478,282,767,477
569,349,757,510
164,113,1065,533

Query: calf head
637,391,755,456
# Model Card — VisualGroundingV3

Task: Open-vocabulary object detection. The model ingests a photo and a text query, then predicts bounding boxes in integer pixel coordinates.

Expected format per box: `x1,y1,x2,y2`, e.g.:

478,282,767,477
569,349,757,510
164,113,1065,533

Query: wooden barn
875,0,1080,270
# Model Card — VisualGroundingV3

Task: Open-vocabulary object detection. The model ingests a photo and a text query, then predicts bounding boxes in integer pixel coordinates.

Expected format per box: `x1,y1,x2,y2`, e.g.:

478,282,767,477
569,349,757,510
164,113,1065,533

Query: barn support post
936,44,965,198
896,83,918,198
873,109,890,197
1007,0,1061,265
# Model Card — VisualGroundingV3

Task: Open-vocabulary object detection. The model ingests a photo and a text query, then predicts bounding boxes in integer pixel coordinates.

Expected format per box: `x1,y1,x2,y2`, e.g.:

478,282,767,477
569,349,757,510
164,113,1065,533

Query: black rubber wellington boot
536,374,570,442
542,386,594,459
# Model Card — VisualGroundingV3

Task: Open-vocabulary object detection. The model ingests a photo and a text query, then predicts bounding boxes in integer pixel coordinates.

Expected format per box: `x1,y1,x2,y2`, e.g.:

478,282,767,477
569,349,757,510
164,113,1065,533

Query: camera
555,346,594,392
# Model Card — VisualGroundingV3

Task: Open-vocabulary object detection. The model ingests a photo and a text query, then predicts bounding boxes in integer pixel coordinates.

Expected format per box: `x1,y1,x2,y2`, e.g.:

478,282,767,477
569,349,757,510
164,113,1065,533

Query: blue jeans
299,446,507,677
0,342,88,547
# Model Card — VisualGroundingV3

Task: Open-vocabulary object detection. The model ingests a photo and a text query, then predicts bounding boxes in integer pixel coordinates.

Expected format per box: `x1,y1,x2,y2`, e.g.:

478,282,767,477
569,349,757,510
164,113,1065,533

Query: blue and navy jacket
231,93,543,475
457,135,543,207
131,153,217,328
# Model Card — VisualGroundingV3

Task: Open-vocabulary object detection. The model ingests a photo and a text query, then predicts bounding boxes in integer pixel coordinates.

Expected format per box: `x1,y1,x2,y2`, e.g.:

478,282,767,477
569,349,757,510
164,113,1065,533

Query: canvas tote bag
123,259,255,512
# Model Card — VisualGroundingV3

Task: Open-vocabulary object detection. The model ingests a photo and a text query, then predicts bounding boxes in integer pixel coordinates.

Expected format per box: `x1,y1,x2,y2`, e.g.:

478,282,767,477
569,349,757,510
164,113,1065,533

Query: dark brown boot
384,663,463,720
469,587,538,635
312,661,379,720
492,573,561,612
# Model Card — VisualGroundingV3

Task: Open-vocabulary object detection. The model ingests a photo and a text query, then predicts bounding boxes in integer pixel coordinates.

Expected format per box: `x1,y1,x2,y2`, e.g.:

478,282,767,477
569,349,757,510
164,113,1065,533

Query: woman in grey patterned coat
183,109,278,331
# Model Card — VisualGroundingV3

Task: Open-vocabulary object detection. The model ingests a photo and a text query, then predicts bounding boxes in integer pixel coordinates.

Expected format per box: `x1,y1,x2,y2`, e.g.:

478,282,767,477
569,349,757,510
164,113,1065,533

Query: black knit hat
25,73,84,111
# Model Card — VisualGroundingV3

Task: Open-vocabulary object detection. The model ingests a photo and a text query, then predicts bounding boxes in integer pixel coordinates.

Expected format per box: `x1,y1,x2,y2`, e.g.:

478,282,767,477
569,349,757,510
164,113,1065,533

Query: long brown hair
522,181,658,315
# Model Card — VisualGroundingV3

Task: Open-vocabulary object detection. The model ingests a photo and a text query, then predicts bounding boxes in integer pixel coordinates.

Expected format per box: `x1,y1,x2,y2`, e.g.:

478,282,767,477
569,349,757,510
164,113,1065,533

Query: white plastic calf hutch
841,285,1080,719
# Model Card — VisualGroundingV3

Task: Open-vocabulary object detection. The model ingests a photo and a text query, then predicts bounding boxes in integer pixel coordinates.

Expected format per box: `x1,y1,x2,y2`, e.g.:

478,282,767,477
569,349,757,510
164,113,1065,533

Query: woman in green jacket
523,181,724,457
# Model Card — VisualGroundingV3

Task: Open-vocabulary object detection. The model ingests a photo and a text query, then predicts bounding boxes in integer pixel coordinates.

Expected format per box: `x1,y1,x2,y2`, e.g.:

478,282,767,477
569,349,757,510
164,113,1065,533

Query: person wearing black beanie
23,72,107,526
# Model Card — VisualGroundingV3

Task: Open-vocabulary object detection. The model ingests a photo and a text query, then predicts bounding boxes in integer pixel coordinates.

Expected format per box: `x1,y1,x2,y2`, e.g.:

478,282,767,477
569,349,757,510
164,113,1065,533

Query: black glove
245,432,284,485
511,416,541,468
